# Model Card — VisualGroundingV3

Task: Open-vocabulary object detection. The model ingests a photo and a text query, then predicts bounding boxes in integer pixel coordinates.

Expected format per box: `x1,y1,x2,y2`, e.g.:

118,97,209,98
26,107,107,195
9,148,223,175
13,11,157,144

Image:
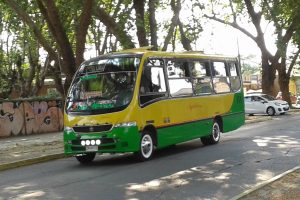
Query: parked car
244,93,289,116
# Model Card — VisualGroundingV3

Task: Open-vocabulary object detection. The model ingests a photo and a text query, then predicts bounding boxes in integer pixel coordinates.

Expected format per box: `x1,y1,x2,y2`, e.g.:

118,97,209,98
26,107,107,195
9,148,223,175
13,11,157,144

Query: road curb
230,165,300,200
0,153,67,172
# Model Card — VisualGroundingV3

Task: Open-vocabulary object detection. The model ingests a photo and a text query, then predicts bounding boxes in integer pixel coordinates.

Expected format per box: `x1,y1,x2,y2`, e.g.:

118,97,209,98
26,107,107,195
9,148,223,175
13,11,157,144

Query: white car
244,93,289,116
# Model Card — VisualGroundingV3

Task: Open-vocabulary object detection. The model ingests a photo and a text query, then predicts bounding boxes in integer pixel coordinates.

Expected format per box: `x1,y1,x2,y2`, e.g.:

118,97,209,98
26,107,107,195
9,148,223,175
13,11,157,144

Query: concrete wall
0,99,63,138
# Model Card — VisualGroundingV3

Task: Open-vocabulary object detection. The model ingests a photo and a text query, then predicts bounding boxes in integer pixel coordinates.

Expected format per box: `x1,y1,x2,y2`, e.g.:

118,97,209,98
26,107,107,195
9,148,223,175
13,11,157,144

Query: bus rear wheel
201,121,221,145
75,153,96,164
135,131,154,161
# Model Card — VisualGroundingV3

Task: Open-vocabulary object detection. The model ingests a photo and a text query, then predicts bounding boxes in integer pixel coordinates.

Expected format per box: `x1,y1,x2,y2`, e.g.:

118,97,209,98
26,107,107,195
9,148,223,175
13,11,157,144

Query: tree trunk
178,20,192,51
101,31,109,54
53,62,65,97
261,55,276,96
41,0,76,77
133,0,148,47
26,47,38,97
35,56,50,96
16,54,26,97
278,68,291,105
75,0,94,67
148,0,158,50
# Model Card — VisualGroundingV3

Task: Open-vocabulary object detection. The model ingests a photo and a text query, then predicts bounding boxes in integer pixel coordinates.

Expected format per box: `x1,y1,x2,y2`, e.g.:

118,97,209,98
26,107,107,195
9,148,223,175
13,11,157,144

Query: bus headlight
114,121,137,128
96,140,101,145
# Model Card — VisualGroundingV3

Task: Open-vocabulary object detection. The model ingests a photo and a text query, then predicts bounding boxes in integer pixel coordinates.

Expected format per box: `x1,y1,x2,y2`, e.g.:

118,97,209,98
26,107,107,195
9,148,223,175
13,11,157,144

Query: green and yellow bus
64,49,245,163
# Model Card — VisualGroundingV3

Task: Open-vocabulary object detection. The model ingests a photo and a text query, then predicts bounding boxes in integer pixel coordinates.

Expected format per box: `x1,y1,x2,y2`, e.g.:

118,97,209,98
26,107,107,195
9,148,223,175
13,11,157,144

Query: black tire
135,131,154,161
266,107,275,116
201,121,221,145
75,153,96,164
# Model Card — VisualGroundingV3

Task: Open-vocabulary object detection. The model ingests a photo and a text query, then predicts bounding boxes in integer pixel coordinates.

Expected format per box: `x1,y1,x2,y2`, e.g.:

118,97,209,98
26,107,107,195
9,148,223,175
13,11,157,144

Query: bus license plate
86,146,98,152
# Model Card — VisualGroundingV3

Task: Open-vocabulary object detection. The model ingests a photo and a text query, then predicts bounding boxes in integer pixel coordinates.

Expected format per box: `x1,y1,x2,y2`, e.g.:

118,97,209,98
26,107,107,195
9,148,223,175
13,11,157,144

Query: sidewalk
0,131,65,171
0,112,299,199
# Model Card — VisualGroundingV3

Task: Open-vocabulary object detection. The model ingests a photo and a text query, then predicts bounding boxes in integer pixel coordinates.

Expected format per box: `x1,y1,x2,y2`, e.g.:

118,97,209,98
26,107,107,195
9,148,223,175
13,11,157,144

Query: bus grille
73,124,113,133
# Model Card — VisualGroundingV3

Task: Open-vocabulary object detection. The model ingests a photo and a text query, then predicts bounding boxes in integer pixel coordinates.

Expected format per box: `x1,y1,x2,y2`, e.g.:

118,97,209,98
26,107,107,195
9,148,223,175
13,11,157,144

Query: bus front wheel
201,121,221,145
75,153,96,164
136,131,154,161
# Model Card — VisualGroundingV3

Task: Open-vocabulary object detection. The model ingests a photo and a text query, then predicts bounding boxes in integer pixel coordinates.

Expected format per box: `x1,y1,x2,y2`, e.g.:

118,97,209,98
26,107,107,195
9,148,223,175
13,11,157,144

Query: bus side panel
222,92,245,133
156,118,213,149
222,113,245,133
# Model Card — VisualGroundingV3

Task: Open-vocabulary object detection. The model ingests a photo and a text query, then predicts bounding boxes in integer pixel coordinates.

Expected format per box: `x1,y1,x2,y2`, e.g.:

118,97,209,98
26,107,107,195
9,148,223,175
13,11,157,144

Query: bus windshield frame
66,55,141,115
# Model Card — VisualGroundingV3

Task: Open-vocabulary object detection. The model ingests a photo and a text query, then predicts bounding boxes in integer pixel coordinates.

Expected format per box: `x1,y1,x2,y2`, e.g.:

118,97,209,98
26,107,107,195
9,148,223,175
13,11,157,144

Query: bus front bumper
63,126,140,155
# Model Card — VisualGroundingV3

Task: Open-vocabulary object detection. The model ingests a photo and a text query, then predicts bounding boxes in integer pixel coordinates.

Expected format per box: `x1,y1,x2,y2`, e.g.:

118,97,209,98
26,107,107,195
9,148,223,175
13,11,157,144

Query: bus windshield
66,56,140,115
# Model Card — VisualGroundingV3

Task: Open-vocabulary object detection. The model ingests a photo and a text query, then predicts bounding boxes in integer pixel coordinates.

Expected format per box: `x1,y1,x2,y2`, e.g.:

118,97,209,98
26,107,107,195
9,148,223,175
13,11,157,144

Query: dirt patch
240,168,300,200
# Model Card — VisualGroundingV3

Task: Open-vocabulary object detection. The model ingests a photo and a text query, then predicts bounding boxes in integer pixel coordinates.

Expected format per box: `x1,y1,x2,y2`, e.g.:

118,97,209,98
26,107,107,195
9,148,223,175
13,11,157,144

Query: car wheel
266,106,275,116
76,153,96,164
136,131,154,161
201,121,221,145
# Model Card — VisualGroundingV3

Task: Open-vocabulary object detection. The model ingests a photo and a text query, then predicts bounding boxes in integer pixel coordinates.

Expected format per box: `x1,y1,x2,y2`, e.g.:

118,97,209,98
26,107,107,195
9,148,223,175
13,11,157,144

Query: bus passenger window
228,62,241,92
140,59,167,105
167,60,193,97
167,60,190,78
212,62,230,93
190,61,213,95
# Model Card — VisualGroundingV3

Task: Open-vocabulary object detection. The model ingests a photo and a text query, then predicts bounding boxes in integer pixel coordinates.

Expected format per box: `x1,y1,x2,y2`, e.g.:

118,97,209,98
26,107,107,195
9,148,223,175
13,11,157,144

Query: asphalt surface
0,113,299,199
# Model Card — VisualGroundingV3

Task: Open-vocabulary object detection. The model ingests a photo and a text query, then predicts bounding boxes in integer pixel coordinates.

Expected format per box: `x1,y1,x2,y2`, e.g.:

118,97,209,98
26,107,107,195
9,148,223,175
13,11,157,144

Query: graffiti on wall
0,100,63,137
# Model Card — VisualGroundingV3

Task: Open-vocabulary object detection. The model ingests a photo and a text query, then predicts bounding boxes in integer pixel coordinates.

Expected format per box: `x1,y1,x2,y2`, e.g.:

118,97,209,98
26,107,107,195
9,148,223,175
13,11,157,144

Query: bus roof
84,47,238,64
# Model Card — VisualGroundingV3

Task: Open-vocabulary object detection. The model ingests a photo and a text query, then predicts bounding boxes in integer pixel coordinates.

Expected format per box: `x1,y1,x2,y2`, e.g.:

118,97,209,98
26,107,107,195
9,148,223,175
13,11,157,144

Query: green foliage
241,62,260,75
0,0,208,98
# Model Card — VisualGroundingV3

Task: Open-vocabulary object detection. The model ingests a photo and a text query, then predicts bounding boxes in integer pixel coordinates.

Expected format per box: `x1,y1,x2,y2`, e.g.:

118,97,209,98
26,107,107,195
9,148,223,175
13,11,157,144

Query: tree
93,0,135,50
0,1,49,98
3,0,94,96
1,0,207,98
162,0,192,51
203,0,300,104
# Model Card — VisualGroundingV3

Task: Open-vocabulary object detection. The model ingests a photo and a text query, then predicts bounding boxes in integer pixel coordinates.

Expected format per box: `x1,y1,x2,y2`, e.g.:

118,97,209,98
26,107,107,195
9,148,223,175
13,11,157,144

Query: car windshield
261,94,275,101
66,56,140,115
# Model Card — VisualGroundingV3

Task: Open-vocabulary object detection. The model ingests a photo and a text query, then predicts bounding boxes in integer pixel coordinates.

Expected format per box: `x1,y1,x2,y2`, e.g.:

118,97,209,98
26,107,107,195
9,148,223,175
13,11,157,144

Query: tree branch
4,0,57,60
178,19,192,51
273,19,297,62
162,0,180,51
95,7,135,49
229,0,237,23
204,14,256,41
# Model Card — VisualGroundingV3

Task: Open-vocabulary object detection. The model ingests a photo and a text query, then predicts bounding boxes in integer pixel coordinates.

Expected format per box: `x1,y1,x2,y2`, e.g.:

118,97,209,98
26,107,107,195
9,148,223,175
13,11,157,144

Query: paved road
0,114,299,200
